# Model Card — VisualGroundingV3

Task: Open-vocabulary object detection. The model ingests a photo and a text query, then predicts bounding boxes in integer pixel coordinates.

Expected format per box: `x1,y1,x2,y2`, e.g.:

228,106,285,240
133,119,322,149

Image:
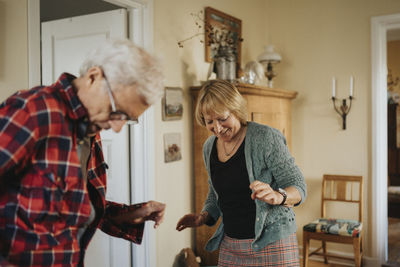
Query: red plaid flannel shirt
0,73,144,267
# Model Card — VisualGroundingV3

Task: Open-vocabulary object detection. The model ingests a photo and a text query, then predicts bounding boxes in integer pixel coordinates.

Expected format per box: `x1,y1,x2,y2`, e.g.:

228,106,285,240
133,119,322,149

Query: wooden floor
388,217,400,264
301,259,349,267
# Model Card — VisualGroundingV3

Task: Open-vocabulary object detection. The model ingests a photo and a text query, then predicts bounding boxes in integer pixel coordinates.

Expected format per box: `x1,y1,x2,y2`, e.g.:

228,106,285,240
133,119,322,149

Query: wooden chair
303,174,363,267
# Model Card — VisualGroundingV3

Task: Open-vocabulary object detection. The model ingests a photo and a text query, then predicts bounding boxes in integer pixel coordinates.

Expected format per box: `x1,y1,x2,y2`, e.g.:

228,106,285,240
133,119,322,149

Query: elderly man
0,39,165,266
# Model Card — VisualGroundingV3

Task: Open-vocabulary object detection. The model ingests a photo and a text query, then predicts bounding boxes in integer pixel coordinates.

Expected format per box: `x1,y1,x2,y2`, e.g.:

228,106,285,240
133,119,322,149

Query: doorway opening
371,13,400,266
386,29,400,265
28,1,156,267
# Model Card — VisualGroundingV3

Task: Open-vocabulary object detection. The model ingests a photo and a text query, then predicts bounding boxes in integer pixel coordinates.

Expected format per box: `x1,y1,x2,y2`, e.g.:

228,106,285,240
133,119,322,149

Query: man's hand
112,201,166,229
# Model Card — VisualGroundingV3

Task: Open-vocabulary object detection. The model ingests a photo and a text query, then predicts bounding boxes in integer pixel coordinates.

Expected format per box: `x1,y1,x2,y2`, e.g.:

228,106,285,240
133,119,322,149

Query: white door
41,9,132,267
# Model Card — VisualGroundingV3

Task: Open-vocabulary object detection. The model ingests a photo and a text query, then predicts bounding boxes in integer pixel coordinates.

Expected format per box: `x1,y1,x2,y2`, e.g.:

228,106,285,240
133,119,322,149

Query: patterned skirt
217,233,300,267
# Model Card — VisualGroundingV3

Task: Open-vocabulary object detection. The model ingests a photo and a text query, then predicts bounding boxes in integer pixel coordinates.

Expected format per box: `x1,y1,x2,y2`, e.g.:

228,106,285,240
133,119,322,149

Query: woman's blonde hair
195,80,247,127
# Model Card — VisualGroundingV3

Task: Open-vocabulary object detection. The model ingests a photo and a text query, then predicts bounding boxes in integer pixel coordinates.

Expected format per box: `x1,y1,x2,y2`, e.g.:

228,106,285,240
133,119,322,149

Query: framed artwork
164,133,182,163
204,6,242,64
162,87,183,121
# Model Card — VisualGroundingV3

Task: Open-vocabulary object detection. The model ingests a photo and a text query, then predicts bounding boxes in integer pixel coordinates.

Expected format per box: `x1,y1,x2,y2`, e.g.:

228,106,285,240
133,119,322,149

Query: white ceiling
40,0,120,22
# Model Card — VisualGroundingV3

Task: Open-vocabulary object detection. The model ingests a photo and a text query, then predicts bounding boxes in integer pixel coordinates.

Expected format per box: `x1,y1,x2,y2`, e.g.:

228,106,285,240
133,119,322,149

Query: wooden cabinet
190,83,297,266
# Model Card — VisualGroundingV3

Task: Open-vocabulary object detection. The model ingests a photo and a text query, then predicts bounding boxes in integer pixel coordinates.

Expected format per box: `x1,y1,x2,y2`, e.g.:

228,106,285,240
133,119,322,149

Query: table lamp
257,45,281,88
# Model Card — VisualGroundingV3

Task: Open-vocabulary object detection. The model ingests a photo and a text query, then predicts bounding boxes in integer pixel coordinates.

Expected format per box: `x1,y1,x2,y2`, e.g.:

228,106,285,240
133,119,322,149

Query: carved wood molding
190,83,298,99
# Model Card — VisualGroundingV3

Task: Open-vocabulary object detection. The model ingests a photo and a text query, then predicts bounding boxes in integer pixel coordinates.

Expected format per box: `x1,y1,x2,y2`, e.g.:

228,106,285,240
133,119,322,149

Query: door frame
371,13,400,265
27,1,156,267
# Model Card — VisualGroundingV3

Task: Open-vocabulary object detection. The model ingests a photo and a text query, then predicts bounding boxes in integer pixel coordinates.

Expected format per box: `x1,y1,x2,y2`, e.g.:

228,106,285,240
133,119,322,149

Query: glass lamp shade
257,45,281,88
257,45,282,63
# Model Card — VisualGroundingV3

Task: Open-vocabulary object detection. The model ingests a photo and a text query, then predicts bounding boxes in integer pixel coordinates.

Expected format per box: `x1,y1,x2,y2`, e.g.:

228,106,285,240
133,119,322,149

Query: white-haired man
0,39,165,266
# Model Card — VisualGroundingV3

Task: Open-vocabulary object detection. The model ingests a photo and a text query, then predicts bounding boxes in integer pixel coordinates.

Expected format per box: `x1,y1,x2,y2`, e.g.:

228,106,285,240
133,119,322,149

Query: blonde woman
176,80,306,266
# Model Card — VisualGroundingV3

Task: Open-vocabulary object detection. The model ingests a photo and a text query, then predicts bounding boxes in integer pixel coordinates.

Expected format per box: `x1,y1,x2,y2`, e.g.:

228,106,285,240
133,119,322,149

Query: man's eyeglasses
103,75,138,125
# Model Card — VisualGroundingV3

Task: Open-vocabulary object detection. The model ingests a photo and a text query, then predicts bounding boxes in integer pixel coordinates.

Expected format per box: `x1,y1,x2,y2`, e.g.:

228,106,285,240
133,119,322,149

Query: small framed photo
164,133,182,163
162,87,183,121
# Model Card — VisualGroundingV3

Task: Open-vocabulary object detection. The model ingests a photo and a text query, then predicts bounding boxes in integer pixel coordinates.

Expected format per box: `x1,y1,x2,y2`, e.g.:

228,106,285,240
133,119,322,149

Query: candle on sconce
332,77,336,98
350,75,354,97
330,75,354,130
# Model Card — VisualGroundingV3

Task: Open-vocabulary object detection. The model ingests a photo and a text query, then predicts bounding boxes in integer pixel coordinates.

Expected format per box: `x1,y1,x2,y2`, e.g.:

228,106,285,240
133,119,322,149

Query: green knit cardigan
201,121,307,251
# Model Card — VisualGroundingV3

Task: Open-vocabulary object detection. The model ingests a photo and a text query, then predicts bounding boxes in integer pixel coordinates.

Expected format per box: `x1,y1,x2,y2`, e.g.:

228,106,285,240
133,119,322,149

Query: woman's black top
210,137,256,239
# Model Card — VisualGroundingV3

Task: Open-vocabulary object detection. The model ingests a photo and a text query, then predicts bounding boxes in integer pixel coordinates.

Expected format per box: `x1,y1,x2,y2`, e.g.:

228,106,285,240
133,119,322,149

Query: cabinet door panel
251,112,287,137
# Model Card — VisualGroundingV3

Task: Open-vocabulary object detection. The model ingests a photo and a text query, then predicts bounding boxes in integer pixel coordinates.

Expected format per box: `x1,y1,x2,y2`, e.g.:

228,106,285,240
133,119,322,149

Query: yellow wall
4,0,400,265
153,0,400,265
0,0,28,100
265,0,400,258
153,0,267,265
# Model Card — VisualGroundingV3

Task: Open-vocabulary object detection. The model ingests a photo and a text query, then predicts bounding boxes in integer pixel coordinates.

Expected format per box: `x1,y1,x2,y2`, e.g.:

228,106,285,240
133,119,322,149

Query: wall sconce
257,45,281,88
331,76,354,130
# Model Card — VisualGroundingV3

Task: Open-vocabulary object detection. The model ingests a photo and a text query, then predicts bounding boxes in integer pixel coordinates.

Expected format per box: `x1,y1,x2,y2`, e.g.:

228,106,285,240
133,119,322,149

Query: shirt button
56,176,62,183
78,140,84,145
256,217,260,221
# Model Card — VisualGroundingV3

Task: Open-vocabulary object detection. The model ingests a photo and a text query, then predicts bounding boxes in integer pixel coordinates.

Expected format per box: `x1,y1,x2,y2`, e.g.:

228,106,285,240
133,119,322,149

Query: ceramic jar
214,46,236,82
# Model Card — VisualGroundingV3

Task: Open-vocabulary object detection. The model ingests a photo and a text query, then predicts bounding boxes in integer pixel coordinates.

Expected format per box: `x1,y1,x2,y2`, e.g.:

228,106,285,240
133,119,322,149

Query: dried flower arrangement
177,11,206,48
178,8,243,62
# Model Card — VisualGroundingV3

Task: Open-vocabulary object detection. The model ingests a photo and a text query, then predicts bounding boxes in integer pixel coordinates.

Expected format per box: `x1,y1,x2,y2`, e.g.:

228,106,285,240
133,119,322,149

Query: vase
214,46,236,82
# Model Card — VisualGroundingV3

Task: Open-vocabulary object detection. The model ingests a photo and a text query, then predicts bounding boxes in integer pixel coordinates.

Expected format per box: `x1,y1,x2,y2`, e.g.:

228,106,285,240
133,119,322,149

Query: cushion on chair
388,186,400,195
303,218,362,237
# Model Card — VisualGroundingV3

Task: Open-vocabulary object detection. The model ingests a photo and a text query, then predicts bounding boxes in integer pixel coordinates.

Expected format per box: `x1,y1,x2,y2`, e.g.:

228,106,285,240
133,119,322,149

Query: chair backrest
321,174,363,222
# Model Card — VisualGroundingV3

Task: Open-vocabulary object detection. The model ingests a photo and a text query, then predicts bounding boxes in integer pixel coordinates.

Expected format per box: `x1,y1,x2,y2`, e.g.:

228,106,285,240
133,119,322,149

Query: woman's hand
249,181,283,205
176,212,208,231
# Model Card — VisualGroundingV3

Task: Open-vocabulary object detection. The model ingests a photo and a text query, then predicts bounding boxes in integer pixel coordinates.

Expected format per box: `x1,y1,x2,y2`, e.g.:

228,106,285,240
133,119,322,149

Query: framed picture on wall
204,6,242,64
162,87,183,121
164,133,182,163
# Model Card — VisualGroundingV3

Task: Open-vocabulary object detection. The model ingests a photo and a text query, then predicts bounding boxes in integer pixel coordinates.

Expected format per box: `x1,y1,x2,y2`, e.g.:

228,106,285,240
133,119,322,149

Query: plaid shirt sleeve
0,255,15,267
100,201,145,244
0,93,41,177
89,135,145,244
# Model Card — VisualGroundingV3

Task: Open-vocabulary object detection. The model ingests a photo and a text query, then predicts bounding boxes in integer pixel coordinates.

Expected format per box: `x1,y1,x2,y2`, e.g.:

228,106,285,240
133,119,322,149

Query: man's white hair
79,39,164,105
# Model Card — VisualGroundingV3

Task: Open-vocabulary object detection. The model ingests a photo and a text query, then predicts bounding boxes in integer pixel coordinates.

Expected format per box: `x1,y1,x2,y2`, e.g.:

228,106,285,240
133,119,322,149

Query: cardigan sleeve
201,178,221,226
265,129,307,205
201,136,221,225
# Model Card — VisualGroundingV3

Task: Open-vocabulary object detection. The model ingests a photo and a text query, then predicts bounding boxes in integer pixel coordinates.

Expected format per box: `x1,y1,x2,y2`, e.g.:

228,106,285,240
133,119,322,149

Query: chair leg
303,231,310,267
353,237,361,267
322,241,328,264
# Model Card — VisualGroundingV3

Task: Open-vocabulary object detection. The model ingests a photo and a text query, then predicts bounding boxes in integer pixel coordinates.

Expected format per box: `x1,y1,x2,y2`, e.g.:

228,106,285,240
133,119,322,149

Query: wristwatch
276,188,287,205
